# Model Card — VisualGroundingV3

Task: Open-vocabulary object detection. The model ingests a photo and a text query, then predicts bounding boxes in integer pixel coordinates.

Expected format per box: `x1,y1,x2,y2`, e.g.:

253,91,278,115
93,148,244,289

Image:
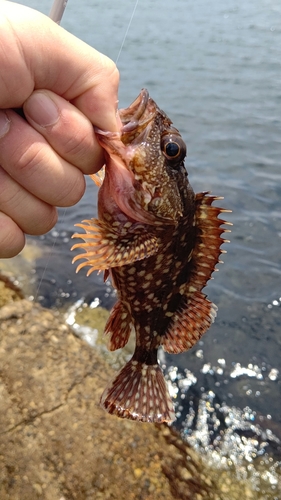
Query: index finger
0,2,119,132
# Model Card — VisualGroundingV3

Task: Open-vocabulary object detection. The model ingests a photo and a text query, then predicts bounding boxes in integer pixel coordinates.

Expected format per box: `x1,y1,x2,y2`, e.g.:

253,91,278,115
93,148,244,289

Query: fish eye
161,134,186,164
165,141,180,158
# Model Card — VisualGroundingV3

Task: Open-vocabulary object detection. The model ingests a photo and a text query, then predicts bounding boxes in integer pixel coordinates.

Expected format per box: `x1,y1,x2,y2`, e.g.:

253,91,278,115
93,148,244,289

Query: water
6,0,281,494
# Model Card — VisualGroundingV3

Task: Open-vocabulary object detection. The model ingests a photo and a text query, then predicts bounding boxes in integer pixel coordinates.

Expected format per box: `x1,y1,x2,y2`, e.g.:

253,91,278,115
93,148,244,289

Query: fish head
95,89,188,225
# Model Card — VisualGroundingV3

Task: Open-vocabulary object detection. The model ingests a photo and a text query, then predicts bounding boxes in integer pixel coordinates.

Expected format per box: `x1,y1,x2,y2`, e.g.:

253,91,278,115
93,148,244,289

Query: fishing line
115,0,140,64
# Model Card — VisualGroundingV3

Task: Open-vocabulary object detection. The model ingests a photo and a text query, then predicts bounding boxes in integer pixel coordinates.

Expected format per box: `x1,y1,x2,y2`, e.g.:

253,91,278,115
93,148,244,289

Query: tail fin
100,359,175,423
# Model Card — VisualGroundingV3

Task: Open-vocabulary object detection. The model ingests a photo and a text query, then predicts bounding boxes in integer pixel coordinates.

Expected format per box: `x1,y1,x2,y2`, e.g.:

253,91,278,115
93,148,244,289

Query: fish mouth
119,89,158,144
94,89,156,144
120,89,150,129
93,89,160,171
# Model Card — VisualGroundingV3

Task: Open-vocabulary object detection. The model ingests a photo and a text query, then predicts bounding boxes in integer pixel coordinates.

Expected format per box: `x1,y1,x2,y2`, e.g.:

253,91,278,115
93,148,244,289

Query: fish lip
119,89,157,139
120,88,150,131
95,89,157,151
94,89,153,143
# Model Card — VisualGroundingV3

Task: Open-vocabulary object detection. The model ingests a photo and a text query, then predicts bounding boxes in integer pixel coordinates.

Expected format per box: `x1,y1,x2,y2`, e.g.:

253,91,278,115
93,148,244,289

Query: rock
0,298,217,500
0,273,24,308
0,280,262,500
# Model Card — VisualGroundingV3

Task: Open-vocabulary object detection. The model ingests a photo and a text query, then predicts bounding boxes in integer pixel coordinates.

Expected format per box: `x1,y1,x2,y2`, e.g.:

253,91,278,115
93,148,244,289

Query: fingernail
0,111,11,138
24,92,60,127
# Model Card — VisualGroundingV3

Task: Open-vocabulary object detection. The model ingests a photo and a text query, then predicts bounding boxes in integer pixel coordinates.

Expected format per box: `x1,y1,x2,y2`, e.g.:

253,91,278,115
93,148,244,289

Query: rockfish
71,89,230,423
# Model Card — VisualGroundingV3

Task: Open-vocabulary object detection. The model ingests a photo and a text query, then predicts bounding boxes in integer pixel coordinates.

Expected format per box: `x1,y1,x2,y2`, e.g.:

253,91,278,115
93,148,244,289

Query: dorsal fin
189,192,231,289
162,192,231,354
71,219,158,275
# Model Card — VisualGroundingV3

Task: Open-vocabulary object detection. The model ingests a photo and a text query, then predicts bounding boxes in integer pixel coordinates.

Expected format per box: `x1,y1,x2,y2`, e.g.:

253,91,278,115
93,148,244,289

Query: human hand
0,2,119,258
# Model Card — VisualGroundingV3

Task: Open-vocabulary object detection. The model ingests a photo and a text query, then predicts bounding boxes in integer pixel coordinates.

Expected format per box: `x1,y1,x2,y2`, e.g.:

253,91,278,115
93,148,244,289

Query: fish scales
71,89,230,424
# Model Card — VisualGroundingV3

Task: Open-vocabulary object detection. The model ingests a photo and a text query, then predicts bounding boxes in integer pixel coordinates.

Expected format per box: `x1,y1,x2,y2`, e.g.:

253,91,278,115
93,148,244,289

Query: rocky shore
0,274,256,499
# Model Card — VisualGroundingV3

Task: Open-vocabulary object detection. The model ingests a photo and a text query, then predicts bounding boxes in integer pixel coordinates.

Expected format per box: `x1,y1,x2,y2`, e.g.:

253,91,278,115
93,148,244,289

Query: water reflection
162,354,281,497
60,294,281,497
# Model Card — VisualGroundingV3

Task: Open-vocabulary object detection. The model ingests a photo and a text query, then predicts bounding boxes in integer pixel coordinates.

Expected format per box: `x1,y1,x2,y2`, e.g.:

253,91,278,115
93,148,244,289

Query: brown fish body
72,90,229,423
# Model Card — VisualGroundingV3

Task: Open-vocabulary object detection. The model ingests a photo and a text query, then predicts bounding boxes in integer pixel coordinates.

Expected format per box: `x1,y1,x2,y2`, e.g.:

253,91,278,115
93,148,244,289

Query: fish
71,89,230,424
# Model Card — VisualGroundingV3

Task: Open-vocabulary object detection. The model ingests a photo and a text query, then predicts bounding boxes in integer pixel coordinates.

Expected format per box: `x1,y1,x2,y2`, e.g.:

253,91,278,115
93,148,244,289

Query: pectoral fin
71,219,158,275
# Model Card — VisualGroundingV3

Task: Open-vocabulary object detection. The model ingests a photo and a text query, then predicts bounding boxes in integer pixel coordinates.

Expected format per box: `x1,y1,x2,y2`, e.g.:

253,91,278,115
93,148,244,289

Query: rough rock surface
0,273,24,308
0,274,260,500
0,297,220,500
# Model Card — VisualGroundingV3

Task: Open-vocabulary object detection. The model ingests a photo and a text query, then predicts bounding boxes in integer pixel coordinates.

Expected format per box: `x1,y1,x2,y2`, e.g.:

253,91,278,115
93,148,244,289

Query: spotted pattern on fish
71,89,231,424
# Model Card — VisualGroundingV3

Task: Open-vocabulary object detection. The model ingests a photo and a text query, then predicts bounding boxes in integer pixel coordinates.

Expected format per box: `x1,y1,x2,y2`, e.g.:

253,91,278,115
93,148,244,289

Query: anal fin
162,291,217,354
104,300,133,351
71,219,158,275
100,359,175,423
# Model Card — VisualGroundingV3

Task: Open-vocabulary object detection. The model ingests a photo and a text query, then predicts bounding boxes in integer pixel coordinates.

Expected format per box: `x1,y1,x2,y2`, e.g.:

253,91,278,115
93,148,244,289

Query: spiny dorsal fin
104,300,133,351
100,359,175,423
190,192,231,289
71,219,158,275
162,192,230,354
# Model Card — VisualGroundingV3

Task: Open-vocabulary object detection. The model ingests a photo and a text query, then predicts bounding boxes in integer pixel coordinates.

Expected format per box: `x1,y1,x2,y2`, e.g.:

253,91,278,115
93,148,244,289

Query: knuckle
101,54,118,76
15,144,45,177
57,172,85,207
6,139,45,182
108,61,120,86
0,183,20,210
28,206,58,235
63,131,91,159
0,215,25,258
100,55,120,89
